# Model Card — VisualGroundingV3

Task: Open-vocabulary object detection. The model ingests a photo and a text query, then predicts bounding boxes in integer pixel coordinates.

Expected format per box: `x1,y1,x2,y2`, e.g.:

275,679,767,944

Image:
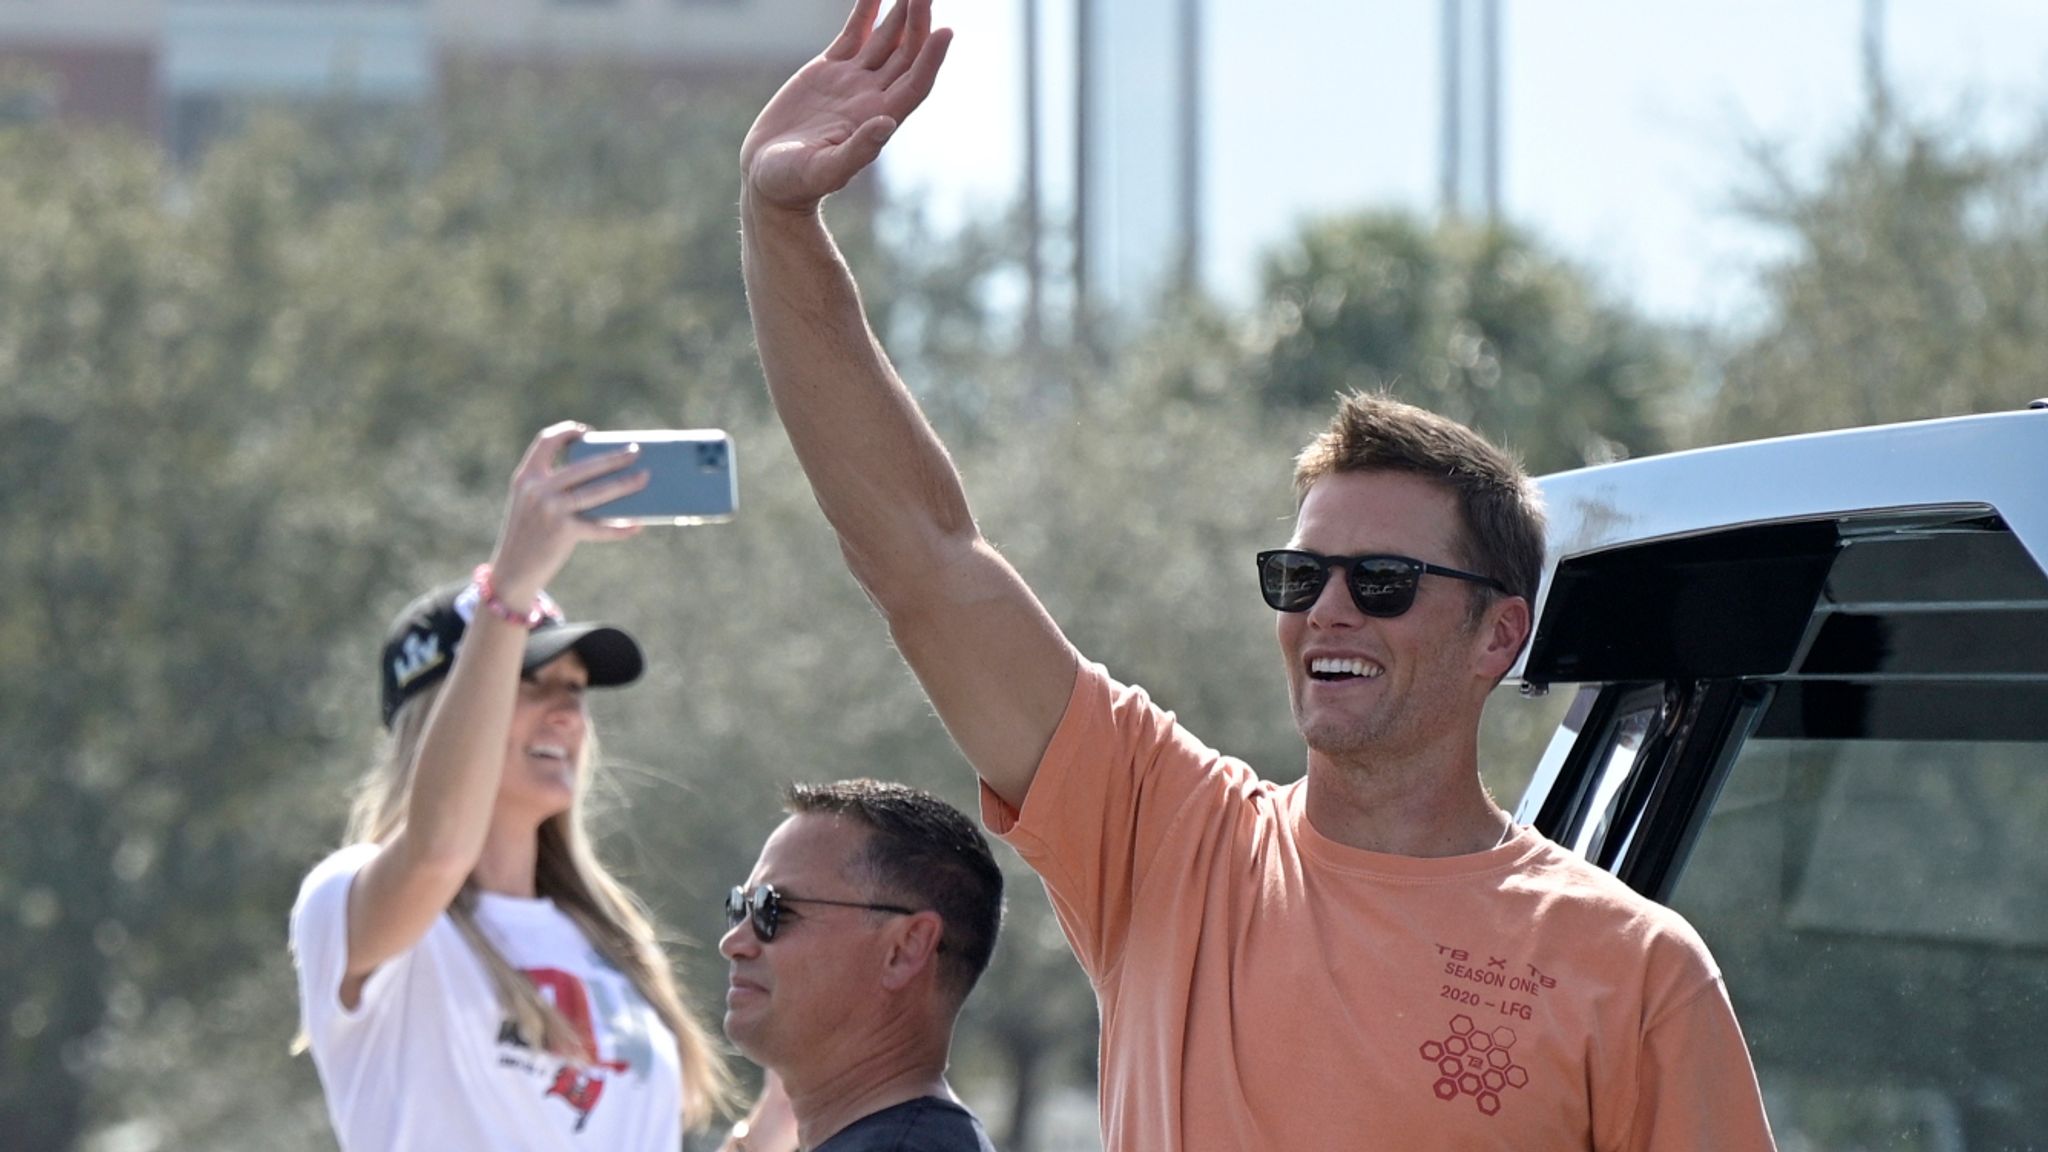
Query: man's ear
1475,594,1532,683
878,912,945,992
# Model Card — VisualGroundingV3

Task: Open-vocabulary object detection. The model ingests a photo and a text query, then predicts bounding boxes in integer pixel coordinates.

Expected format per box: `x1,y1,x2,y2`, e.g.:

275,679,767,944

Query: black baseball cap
379,579,646,728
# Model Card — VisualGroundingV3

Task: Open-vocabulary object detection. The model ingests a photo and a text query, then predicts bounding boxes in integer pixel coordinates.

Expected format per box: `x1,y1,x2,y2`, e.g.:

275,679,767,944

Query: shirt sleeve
288,842,409,1039
1625,973,1779,1152
980,661,1248,980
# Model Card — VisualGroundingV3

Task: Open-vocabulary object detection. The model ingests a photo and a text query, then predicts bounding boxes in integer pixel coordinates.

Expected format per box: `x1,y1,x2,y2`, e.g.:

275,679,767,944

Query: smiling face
1277,470,1511,767
496,651,590,821
718,813,900,1071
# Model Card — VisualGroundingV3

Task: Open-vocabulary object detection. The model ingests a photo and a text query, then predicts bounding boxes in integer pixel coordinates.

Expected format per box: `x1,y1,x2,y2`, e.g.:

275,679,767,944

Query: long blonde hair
344,681,735,1127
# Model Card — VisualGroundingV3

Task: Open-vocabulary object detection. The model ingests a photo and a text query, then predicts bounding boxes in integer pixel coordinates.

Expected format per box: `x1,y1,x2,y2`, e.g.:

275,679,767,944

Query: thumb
826,116,899,181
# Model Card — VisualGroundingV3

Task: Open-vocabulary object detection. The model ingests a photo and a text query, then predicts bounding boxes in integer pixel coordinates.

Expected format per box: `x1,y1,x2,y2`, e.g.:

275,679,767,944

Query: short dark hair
1293,391,1546,617
783,779,1005,1001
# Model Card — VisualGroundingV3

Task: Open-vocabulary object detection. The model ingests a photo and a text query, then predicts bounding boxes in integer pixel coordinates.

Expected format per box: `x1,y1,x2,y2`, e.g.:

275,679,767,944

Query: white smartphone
563,429,737,525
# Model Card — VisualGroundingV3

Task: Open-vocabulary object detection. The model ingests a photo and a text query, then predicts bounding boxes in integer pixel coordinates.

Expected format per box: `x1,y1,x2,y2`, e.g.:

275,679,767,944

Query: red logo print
1419,1014,1529,1117
523,968,629,1130
547,1066,608,1127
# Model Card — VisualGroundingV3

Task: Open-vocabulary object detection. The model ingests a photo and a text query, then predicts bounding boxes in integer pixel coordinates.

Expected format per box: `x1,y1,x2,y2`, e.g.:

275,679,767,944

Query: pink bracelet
471,563,549,628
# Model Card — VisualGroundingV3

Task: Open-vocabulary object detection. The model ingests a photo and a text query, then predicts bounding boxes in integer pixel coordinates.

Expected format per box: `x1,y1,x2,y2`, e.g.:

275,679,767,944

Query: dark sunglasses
725,883,917,943
1255,549,1509,617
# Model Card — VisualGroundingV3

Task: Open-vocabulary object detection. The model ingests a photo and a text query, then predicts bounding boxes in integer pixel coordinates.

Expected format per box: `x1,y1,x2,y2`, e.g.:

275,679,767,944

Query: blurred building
0,0,846,157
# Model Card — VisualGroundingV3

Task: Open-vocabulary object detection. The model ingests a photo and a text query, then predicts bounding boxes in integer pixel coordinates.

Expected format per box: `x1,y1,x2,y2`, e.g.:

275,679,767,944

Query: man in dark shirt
719,780,1002,1152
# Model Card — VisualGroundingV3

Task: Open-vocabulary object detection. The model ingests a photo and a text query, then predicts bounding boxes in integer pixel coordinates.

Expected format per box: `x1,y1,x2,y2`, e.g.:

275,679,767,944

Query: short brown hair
783,779,1004,1003
1293,392,1546,611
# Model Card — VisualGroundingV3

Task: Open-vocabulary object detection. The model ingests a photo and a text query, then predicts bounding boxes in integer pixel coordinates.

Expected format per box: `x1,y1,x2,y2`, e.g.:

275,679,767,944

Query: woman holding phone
289,422,734,1149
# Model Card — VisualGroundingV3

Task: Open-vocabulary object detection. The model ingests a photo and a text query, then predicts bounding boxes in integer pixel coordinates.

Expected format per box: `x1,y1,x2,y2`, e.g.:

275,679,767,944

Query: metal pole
1440,0,1462,218
1862,0,1888,114
1073,0,1094,322
1022,0,1043,358
1482,0,1500,222
1175,0,1202,297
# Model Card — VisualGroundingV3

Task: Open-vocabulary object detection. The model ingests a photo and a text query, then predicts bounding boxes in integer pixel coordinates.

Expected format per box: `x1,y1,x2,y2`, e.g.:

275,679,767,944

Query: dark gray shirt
811,1097,996,1152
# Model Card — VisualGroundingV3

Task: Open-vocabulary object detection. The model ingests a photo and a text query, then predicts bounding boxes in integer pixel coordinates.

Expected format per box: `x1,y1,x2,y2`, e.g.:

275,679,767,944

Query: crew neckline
1288,785,1542,880
474,888,558,919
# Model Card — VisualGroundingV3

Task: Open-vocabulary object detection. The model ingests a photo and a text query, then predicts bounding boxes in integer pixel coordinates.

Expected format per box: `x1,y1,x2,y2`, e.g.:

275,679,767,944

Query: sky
877,0,2048,329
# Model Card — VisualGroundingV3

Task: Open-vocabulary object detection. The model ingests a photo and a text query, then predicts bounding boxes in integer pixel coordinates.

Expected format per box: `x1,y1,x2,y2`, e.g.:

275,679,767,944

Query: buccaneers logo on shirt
496,966,657,1131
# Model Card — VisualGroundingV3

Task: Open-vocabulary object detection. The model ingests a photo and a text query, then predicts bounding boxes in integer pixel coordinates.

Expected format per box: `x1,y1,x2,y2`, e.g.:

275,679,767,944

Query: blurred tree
1247,212,1689,473
0,122,415,1149
1709,107,2048,439
0,73,788,1149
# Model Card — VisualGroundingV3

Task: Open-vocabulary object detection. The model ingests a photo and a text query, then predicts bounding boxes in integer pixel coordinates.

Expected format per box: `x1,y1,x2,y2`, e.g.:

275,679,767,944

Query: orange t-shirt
983,664,1776,1152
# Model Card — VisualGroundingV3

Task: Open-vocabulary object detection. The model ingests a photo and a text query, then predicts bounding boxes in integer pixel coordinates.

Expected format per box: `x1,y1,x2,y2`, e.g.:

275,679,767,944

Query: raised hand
741,0,952,213
485,421,649,604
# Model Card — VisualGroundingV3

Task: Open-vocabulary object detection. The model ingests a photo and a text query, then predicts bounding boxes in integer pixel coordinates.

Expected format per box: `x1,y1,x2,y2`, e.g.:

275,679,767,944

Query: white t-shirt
290,844,686,1151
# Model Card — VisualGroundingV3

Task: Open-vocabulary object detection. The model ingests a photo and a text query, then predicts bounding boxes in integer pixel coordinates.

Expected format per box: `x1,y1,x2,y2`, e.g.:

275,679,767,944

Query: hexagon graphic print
1418,1015,1528,1116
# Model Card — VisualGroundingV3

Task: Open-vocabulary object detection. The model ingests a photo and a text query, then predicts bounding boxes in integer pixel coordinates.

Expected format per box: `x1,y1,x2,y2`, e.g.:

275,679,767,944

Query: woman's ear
878,911,945,991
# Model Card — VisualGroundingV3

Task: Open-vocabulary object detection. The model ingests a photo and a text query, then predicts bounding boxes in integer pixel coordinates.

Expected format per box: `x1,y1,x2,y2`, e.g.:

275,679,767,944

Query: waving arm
740,0,1076,807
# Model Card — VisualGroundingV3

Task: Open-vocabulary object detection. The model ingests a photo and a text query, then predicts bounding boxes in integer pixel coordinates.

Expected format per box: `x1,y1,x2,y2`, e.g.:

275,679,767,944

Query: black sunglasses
1255,549,1509,617
725,883,918,943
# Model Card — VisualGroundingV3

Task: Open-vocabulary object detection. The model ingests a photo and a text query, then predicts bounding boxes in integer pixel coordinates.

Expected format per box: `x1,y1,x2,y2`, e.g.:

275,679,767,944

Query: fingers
886,25,952,112
550,441,642,490
875,0,932,89
516,421,588,479
562,466,652,514
574,467,652,538
857,0,913,69
490,434,650,591
825,0,883,62
908,0,932,54
746,0,944,211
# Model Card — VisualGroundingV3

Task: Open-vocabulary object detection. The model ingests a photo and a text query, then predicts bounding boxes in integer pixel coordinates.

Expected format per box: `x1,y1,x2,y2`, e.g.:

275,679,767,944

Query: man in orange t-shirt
738,2,1777,1148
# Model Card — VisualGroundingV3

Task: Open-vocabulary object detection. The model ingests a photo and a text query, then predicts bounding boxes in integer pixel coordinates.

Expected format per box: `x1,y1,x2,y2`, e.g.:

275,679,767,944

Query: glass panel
1569,706,1655,858
1671,737,2048,1149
